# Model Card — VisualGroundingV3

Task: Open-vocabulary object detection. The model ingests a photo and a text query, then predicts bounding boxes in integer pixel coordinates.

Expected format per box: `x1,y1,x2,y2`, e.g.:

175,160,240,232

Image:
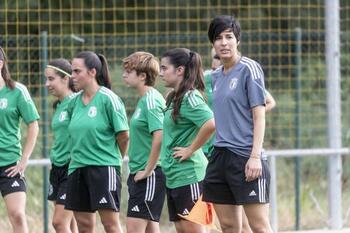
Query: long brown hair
0,47,15,89
162,48,205,121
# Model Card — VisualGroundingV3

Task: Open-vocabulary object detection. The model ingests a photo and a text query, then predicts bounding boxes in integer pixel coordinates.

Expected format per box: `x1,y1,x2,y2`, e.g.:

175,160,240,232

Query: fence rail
27,147,350,232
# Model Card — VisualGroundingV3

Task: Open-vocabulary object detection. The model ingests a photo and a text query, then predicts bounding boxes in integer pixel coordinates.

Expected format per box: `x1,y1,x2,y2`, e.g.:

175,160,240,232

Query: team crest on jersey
88,106,97,118
133,108,141,119
59,111,68,122
0,98,8,109
229,78,238,90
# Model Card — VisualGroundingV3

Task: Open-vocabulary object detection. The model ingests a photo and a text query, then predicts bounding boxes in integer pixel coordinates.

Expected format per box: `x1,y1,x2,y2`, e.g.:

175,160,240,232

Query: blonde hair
122,51,159,86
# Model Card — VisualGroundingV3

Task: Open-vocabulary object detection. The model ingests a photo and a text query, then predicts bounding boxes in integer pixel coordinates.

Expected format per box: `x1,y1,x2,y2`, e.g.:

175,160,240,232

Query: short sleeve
182,91,213,127
147,99,164,133
106,94,129,134
245,61,266,108
16,84,40,124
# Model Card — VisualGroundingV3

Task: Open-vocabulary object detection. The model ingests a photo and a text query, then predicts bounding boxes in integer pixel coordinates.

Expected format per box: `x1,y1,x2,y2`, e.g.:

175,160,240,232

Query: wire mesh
0,0,349,231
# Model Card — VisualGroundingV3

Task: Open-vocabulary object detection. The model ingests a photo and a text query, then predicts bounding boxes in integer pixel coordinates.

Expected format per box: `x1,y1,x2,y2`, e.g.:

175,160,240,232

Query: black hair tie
186,51,194,66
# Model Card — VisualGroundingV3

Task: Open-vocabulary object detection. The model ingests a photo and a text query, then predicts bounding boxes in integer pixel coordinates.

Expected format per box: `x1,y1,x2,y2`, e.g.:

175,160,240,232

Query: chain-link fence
0,0,349,231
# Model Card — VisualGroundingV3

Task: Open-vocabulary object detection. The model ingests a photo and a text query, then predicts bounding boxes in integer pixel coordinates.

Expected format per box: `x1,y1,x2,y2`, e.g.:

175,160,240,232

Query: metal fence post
40,31,49,233
325,0,342,229
269,156,278,232
294,27,302,230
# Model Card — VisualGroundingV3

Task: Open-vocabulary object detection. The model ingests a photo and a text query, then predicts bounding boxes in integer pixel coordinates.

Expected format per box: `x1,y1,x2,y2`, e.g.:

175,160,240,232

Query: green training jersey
67,87,129,174
203,70,213,108
50,93,77,166
128,88,165,174
160,89,213,189
202,70,215,155
0,82,40,166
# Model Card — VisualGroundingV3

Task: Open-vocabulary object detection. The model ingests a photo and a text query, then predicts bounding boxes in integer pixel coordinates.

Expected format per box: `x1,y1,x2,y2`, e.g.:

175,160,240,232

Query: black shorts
65,166,121,212
167,181,202,222
48,163,69,205
203,147,270,205
0,163,26,197
127,167,166,222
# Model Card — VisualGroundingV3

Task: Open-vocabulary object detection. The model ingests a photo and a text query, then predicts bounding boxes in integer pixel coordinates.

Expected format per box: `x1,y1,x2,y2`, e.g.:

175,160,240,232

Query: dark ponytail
162,48,205,121
74,51,112,89
0,47,15,89
97,53,112,89
184,51,205,92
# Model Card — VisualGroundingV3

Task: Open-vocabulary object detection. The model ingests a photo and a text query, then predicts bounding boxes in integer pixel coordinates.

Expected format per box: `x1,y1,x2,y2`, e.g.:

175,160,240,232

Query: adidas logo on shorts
131,205,140,212
99,197,108,204
249,190,257,196
182,208,190,215
59,194,66,200
11,181,20,187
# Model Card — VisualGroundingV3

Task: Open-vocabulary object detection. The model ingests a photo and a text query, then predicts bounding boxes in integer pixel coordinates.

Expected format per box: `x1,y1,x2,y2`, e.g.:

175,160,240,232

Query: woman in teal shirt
0,47,39,233
65,51,129,233
123,51,166,233
45,58,78,233
160,48,215,233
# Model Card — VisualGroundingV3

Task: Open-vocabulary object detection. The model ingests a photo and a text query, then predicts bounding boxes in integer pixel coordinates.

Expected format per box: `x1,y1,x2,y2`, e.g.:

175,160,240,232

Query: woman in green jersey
159,48,215,233
65,51,129,233
0,47,39,233
45,59,78,233
122,51,166,233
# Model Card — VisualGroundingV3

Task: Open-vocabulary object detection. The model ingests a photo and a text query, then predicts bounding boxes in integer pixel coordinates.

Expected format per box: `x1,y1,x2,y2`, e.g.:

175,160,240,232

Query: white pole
269,156,278,232
325,0,342,229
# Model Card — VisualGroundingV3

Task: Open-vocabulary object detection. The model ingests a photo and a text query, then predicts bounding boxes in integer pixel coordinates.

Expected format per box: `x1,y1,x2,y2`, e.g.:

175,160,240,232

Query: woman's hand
172,147,194,162
5,157,28,177
245,157,262,182
134,170,152,182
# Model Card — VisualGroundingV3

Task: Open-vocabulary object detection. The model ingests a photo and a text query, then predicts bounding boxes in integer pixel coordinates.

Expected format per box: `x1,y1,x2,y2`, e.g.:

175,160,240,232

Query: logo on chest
229,78,238,90
88,106,97,118
59,111,68,122
0,98,8,109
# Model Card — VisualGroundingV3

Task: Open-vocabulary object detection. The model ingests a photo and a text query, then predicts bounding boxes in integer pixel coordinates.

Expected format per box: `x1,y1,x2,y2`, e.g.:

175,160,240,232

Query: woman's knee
101,218,121,233
8,209,27,226
52,217,69,232
249,221,272,233
75,217,95,232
